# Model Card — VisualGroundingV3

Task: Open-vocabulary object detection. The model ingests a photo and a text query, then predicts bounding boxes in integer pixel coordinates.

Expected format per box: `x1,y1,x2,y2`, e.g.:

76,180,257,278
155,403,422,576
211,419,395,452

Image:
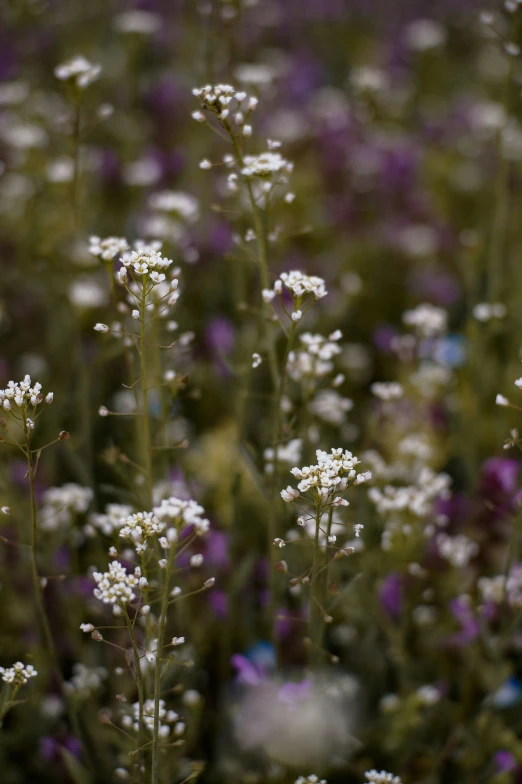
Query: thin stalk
151,547,175,784
24,415,61,672
230,134,278,389
139,286,153,509
308,502,325,668
71,100,82,233
124,609,146,783
23,414,94,774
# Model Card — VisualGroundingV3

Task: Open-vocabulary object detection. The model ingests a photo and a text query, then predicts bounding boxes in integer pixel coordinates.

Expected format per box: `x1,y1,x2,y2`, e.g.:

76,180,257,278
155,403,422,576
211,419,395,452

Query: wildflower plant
6,3,522,784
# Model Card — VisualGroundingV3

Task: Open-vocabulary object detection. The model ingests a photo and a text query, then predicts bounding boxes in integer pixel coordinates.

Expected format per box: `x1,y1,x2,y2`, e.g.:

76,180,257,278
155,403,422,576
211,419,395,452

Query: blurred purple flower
379,573,403,620
494,751,517,773
443,597,480,648
207,588,228,619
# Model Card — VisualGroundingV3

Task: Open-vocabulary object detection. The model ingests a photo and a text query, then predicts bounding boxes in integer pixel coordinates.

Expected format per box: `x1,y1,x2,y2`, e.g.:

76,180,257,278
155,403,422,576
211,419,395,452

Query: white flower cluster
277,271,327,301
0,662,37,686
264,438,303,474
403,303,447,338
40,483,93,531
93,561,146,609
241,151,293,178
148,191,200,223
281,448,371,504
364,772,402,784
287,332,342,381
479,564,522,607
368,468,451,521
119,511,165,552
54,56,101,88
153,496,210,535
192,84,258,132
89,236,129,261
473,302,506,322
64,663,107,698
87,504,134,537
0,376,53,414
371,382,404,401
436,533,478,568
295,776,326,784
309,389,353,426
119,245,174,285
124,698,182,737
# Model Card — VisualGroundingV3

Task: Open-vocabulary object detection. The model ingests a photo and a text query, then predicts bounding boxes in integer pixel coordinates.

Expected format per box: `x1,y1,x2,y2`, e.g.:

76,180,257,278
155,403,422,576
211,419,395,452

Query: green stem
230,134,278,390
140,286,153,509
151,547,175,784
309,501,325,668
23,415,94,774
124,610,145,783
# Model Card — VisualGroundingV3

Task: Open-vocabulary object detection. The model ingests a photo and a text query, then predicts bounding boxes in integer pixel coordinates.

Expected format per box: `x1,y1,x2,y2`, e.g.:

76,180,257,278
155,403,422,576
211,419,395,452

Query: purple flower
207,588,228,619
443,597,480,648
379,573,403,620
494,750,517,773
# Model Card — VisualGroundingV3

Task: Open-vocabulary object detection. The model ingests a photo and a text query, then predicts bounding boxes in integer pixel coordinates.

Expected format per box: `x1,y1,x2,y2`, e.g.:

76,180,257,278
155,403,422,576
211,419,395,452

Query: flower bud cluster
93,561,146,608
0,662,37,685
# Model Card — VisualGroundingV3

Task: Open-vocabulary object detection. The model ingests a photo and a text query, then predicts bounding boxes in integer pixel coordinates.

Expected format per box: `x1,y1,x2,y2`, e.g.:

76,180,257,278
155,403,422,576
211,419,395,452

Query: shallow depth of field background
5,1,522,783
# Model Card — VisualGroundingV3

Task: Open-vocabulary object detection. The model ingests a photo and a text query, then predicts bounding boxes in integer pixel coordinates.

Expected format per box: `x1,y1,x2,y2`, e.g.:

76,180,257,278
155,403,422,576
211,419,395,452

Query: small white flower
281,486,300,503
252,352,262,368
45,392,54,404
94,323,109,333
131,310,140,320
496,394,509,407
171,636,185,646
190,554,204,568
80,623,94,632
99,406,110,417
292,310,303,322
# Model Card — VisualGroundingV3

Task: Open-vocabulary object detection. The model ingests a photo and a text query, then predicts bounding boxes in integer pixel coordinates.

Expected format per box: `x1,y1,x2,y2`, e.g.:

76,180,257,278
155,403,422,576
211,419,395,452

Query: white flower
0,376,49,413
284,448,367,502
515,378,522,389
281,486,300,503
89,236,129,261
252,352,262,368
364,772,402,784
171,637,185,646
190,554,204,567
295,776,327,784
54,56,101,88
403,303,447,337
496,394,509,407
371,382,404,401
93,561,144,607
119,511,165,550
149,191,200,223
94,323,109,333
99,406,110,416
153,496,209,535
0,661,38,686
276,270,327,301
241,151,293,178
80,623,94,632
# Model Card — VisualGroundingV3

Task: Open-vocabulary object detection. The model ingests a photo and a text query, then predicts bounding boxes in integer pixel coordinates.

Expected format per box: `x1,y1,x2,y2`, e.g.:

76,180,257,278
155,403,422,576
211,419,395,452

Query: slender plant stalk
124,609,146,783
23,414,94,775
151,547,175,784
139,285,153,509
309,501,325,668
